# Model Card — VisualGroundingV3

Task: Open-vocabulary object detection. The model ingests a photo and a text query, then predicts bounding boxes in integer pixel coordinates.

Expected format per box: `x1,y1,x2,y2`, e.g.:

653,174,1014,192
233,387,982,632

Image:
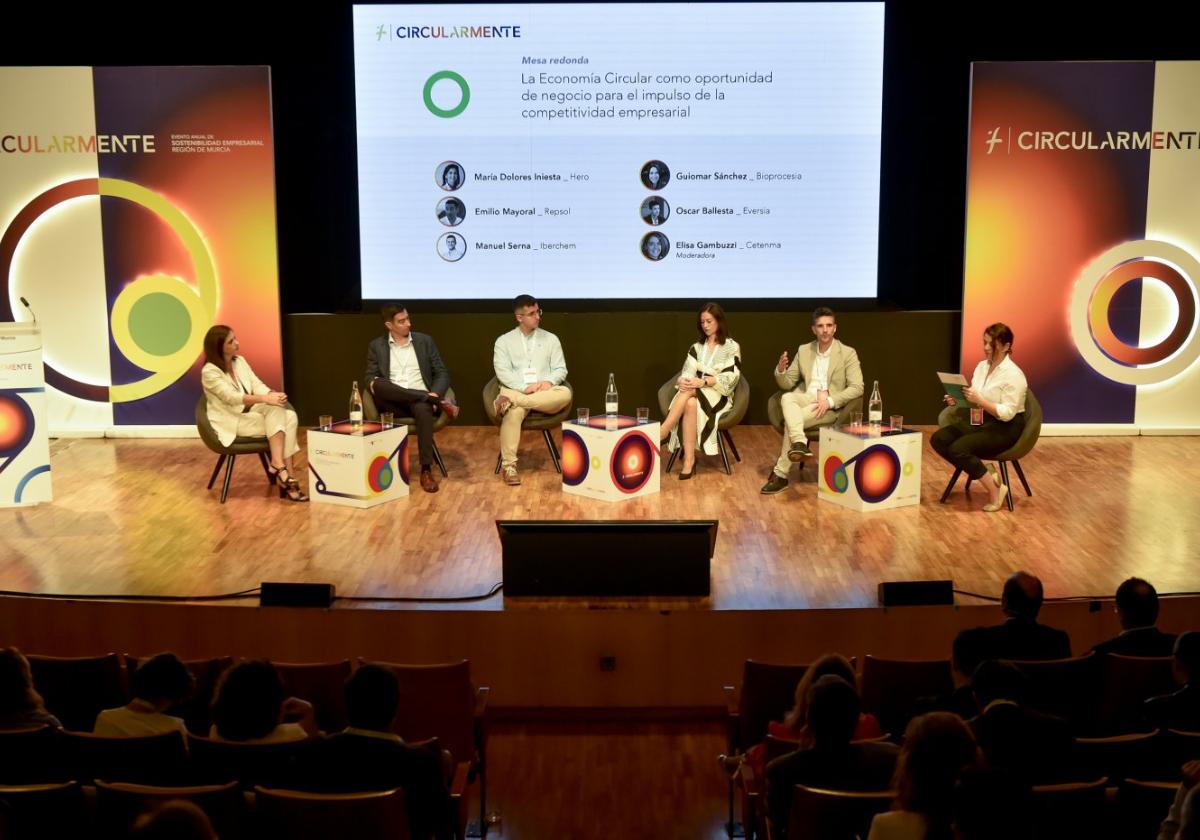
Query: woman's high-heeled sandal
273,466,309,502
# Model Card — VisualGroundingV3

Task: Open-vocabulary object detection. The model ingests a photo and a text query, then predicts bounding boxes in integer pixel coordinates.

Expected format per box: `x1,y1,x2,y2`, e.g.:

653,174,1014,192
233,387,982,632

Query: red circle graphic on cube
366,455,393,493
823,455,848,494
0,395,34,456
561,429,589,486
609,430,655,494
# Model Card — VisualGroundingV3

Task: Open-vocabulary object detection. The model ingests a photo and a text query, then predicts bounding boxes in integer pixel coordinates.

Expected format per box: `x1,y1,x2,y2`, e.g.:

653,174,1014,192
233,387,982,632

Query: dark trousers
372,379,436,469
930,408,1026,480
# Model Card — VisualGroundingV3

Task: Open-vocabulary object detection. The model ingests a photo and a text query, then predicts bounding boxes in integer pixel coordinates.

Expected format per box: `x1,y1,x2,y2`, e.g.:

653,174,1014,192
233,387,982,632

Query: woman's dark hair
894,712,981,840
983,323,1014,354
0,647,46,718
696,302,728,345
211,660,285,741
202,325,233,372
132,653,195,705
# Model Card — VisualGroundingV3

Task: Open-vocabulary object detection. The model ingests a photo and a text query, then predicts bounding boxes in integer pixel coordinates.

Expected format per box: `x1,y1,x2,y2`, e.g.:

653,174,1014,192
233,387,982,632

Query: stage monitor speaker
877,579,954,607
497,520,717,597
260,581,336,608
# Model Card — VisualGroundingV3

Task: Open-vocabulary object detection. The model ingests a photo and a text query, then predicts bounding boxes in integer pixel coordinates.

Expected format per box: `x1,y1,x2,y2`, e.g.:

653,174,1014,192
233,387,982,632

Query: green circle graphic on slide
424,71,471,118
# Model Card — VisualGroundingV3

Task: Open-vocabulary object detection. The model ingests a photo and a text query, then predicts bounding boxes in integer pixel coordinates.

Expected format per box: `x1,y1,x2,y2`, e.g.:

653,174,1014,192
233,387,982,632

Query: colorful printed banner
963,62,1200,429
0,67,281,433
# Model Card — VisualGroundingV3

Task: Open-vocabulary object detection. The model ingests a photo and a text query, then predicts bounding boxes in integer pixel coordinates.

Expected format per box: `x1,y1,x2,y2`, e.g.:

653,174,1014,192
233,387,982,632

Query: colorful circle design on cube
561,429,589,486
1070,240,1200,385
366,455,394,494
609,430,655,494
854,444,901,503
0,395,35,457
823,454,849,494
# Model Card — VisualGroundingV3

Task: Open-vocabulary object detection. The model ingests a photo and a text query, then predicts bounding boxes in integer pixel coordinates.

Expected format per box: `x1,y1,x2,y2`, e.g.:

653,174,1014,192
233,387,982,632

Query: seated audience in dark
1159,759,1200,840
0,647,61,729
95,652,194,737
299,664,454,840
1090,577,1177,657
867,712,982,840
209,660,317,743
967,660,1074,784
131,801,217,840
1146,631,1200,731
976,572,1071,661
766,674,899,838
744,652,882,780
917,628,990,720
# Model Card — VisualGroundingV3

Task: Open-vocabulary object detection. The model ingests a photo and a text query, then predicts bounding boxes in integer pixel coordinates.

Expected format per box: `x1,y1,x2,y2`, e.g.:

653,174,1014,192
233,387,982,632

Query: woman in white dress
659,303,741,479
201,325,307,502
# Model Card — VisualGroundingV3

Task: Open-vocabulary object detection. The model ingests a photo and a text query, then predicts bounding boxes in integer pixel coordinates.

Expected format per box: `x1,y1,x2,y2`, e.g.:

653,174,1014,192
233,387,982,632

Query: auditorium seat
1029,777,1108,838
859,655,953,740
1117,778,1182,840
1096,653,1177,734
0,726,68,785
658,374,750,475
271,659,353,735
195,395,275,503
362,385,454,476
1005,653,1100,731
938,388,1042,511
26,652,128,732
366,658,488,832
1073,731,1161,785
188,733,314,790
481,376,573,473
95,778,246,840
60,729,188,786
255,785,411,840
781,784,893,840
723,659,811,839
0,780,88,839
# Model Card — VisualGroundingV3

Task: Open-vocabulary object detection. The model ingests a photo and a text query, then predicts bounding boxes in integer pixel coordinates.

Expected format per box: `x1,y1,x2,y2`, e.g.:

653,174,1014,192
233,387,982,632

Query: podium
0,323,51,506
818,424,921,512
561,416,660,502
307,421,409,508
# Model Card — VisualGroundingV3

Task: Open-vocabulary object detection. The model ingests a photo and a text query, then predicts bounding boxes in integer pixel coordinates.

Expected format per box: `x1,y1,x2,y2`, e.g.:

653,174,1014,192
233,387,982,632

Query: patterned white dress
667,338,742,456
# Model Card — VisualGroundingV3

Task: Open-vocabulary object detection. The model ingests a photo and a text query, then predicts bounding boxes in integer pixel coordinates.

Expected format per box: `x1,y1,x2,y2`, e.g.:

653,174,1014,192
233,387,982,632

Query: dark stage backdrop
283,310,959,426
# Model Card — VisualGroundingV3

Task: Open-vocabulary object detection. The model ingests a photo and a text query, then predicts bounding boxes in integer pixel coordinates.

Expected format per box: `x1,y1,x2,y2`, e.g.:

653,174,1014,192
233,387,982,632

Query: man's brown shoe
419,470,439,493
439,397,460,419
493,395,512,418
502,465,521,486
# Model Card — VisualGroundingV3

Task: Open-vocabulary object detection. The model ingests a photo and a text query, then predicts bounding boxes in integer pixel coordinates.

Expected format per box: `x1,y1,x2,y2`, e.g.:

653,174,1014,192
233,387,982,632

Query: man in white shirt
366,305,458,493
762,307,864,495
492,294,571,485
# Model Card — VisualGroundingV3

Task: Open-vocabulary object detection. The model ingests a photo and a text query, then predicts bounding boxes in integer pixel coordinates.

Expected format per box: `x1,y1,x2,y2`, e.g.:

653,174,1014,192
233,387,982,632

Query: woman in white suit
201,325,307,502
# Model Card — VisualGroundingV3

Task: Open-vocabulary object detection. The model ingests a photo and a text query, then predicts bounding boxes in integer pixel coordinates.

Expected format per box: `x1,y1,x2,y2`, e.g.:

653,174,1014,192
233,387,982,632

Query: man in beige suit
762,307,864,495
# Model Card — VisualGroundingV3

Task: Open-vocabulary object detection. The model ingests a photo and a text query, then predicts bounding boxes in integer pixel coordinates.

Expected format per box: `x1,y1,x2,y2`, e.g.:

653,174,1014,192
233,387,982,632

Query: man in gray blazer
762,307,864,494
366,304,458,493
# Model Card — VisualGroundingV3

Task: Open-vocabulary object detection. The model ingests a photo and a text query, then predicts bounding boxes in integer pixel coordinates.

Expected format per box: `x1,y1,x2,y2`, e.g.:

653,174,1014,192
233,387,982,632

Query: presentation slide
353,3,884,300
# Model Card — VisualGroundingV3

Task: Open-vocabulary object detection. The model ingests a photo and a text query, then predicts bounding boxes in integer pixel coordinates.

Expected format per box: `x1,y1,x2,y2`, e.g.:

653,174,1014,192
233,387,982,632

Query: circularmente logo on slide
423,71,470,118
1070,239,1200,386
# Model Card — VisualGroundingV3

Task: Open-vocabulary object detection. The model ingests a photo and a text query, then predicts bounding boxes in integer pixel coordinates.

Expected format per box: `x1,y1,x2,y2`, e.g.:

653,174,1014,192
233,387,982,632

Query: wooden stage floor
3,426,1197,611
